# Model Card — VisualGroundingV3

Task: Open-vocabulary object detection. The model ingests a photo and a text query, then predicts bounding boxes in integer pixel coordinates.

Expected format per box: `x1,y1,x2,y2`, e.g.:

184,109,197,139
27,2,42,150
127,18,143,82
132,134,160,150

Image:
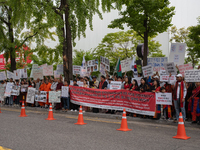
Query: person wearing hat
169,73,187,122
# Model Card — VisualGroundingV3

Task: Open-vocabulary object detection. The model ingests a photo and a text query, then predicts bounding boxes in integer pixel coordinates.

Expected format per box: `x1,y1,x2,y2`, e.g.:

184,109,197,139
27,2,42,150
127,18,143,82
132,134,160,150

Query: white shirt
170,78,187,99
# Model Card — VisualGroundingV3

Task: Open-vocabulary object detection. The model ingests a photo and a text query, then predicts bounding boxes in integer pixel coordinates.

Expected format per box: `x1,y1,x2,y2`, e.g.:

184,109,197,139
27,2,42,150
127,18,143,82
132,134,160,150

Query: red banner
69,86,156,116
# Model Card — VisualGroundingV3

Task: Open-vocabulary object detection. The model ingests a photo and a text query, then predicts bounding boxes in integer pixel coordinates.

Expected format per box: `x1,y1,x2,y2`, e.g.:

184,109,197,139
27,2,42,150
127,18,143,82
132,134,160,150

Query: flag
81,55,86,76
130,57,138,77
116,58,122,77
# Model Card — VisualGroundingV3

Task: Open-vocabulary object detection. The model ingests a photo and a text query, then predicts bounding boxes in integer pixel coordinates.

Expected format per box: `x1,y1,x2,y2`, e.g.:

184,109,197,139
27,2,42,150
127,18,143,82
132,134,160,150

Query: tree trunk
64,1,73,81
8,11,16,72
143,18,148,66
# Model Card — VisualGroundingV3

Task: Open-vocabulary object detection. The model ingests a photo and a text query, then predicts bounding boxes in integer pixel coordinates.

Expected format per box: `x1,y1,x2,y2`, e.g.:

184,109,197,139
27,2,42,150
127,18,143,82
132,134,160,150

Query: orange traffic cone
75,106,87,125
45,103,56,120
173,112,190,140
117,109,132,132
19,101,27,117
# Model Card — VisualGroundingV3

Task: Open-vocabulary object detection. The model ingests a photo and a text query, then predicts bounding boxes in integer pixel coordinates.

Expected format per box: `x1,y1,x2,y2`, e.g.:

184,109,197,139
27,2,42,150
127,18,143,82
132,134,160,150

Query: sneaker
75,109,77,112
71,109,73,111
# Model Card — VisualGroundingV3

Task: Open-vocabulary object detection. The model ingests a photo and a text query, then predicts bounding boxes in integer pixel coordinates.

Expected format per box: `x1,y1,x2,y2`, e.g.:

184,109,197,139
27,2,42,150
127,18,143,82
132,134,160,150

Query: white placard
7,71,15,79
49,91,61,103
178,64,193,76
70,80,73,85
11,85,20,96
142,65,153,77
0,71,7,80
14,70,20,80
169,43,186,66
21,84,28,92
100,56,110,72
62,86,69,97
43,65,53,76
100,63,106,76
77,81,83,87
0,84,5,101
35,90,47,102
54,70,60,79
121,57,132,73
26,87,36,104
19,69,27,78
164,62,177,75
184,70,200,82
159,70,176,83
32,69,43,80
4,82,13,97
147,57,168,72
56,64,63,75
30,64,39,78
110,81,122,90
73,65,81,75
156,93,172,105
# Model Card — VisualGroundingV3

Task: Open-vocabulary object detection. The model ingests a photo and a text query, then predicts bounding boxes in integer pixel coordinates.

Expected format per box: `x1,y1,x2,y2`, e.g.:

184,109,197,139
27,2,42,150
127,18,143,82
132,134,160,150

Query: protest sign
178,64,193,76
73,65,81,75
35,90,47,102
110,81,122,90
7,71,15,79
159,70,176,83
38,64,47,70
14,70,20,80
21,84,28,92
147,57,168,72
49,91,61,103
77,81,84,87
70,86,156,116
56,64,63,75
26,87,36,104
0,84,5,101
184,70,200,82
87,59,99,72
30,64,39,77
142,65,153,77
11,85,20,96
164,62,177,75
121,58,132,73
156,93,172,105
18,69,27,78
100,63,106,76
169,43,186,66
0,71,7,80
70,80,73,85
62,86,69,97
132,77,142,86
4,82,14,97
43,65,53,76
32,69,43,80
54,71,60,79
100,56,110,72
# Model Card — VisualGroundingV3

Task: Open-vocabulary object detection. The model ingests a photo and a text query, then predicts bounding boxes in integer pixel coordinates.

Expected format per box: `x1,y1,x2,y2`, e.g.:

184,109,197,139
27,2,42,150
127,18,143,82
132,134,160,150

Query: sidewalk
1,105,200,128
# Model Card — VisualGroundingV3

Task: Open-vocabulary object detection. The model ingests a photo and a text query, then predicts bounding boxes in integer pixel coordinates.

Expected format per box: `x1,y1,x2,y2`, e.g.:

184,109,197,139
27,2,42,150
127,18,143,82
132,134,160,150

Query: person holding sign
124,76,132,90
170,74,187,122
62,81,70,111
39,80,46,107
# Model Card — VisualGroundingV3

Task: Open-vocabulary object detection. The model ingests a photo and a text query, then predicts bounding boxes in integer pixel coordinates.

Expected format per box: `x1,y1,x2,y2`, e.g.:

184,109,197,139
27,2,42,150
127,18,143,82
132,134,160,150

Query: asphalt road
0,108,200,150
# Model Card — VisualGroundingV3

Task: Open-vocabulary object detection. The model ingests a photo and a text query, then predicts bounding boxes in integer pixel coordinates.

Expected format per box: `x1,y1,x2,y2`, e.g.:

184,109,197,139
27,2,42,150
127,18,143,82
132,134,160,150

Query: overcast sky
43,0,200,53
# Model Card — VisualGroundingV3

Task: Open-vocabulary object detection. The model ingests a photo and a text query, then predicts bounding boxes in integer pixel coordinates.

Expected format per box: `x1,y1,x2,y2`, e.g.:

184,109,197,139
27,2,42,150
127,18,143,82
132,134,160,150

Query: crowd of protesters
1,66,200,125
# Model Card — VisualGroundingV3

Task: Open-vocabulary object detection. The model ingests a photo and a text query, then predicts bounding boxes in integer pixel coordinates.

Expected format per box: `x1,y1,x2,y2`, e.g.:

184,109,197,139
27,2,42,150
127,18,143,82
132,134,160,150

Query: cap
92,76,97,78
176,74,183,77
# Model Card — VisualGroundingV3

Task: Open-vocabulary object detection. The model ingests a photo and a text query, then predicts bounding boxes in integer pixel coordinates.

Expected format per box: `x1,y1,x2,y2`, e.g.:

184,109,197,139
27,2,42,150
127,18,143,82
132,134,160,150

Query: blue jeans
62,97,70,110
174,99,186,121
9,96,13,105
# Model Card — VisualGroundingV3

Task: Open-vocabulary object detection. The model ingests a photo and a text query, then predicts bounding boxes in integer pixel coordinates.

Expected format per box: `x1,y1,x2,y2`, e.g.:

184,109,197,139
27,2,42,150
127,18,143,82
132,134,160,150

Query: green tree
38,0,113,81
94,30,164,69
0,0,55,71
108,0,175,66
170,25,200,68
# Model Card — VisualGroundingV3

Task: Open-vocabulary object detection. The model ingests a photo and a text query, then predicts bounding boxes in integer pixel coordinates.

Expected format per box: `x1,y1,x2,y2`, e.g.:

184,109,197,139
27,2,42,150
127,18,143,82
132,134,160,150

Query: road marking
0,146,12,150
1,108,200,131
